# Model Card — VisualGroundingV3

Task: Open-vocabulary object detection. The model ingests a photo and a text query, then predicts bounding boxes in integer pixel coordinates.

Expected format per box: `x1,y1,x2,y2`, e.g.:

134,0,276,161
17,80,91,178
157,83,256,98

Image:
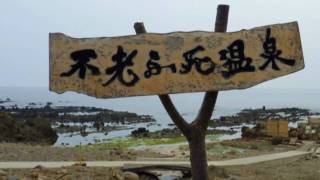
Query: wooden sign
49,22,304,98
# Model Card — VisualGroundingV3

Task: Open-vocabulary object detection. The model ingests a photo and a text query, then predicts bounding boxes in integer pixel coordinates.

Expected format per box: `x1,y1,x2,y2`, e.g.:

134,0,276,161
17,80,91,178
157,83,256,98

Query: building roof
309,118,320,125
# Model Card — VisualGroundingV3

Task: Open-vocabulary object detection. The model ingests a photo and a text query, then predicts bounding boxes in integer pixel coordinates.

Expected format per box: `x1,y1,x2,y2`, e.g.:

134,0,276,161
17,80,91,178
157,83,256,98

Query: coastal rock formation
0,112,57,144
209,107,315,127
1,105,156,124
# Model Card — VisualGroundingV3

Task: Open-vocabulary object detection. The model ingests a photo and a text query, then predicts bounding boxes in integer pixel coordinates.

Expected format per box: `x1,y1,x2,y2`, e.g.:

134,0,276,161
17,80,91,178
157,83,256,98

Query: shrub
131,127,149,137
271,136,283,145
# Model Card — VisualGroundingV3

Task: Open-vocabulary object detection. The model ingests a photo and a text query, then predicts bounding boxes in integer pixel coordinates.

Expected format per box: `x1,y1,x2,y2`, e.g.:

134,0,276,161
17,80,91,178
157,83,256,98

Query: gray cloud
0,0,319,88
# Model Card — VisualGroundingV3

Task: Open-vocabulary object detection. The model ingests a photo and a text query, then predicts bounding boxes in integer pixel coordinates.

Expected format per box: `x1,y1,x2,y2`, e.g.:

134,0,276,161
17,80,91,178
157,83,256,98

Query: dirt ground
209,155,320,180
0,139,298,162
0,166,122,180
141,139,298,160
0,155,319,180
206,139,298,160
0,143,166,161
0,140,311,180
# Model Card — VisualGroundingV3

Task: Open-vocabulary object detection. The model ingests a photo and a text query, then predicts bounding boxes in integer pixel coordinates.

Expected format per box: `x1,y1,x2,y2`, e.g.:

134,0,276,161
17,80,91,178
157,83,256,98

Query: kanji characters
219,40,255,78
103,46,139,87
60,49,100,79
259,28,295,70
59,28,298,87
144,50,176,78
180,45,215,75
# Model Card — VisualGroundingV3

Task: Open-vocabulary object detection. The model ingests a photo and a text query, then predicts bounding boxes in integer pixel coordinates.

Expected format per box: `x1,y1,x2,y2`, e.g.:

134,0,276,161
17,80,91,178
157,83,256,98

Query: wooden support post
134,4,229,180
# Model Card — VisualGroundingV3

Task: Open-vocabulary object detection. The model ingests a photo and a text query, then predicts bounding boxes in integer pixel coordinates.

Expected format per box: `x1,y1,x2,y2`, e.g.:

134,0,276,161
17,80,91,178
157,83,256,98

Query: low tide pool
54,123,254,147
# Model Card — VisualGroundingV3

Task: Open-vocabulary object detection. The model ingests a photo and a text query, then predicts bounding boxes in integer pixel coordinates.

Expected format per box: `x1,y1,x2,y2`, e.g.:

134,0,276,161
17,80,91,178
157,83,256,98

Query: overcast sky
0,0,319,88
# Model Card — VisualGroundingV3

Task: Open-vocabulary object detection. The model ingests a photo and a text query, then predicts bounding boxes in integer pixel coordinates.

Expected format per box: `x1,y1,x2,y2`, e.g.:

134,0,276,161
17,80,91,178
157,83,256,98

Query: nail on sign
49,22,304,98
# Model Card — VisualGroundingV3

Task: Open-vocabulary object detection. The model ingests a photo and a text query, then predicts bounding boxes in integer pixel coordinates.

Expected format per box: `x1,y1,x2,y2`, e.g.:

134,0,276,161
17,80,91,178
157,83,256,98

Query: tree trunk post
188,5,229,179
133,4,229,180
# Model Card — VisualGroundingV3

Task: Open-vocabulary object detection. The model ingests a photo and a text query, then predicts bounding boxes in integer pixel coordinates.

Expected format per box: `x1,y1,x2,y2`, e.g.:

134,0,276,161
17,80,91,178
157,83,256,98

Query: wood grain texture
49,22,304,98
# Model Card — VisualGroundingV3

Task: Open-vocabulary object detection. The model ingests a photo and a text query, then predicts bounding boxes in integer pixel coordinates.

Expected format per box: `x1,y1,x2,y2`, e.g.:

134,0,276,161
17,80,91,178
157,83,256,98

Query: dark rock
33,165,44,170
271,136,284,145
0,112,57,145
209,107,315,128
131,127,149,137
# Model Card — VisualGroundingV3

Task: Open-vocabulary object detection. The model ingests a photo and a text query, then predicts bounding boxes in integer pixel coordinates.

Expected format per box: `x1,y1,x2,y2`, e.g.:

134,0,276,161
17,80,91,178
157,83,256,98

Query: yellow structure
266,119,289,137
0,112,10,118
309,118,320,128
304,117,320,135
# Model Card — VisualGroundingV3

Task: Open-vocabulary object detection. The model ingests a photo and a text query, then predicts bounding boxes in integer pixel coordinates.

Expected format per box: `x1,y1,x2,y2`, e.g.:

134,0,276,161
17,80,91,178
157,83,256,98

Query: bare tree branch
193,4,229,130
158,95,191,136
194,91,219,129
133,22,191,137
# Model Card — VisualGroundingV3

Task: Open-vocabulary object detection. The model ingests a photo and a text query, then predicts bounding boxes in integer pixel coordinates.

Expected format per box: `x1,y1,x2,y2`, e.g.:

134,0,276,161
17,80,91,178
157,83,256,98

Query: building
309,118,320,128
266,119,289,137
304,117,320,135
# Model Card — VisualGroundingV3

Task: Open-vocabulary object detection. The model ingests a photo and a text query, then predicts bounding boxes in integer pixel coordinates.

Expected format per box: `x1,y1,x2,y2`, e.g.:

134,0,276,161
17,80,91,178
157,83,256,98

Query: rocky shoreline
1,101,319,146
209,107,318,127
0,112,57,145
130,127,236,139
1,104,156,124
0,98,11,104
0,102,157,145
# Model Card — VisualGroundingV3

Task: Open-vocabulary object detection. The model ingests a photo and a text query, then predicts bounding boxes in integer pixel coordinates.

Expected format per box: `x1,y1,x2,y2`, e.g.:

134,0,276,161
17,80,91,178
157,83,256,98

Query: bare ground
0,139,298,161
0,140,312,180
0,166,122,180
209,155,320,180
0,143,167,161
0,155,319,180
139,139,298,160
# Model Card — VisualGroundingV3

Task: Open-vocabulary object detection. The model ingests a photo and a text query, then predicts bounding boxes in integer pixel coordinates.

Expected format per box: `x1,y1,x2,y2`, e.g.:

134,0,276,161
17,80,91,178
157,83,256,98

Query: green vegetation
0,112,57,144
179,142,243,154
77,133,222,151
76,133,222,152
219,140,273,150
180,139,274,157
76,135,188,150
205,143,245,156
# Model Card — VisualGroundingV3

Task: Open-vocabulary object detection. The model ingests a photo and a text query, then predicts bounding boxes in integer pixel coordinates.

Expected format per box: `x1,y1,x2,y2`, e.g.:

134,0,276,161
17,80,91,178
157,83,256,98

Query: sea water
1,87,319,146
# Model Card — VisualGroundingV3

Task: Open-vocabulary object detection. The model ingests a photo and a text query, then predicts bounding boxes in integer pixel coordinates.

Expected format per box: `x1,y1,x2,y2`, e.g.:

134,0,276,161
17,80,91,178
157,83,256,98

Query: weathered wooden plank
49,22,304,98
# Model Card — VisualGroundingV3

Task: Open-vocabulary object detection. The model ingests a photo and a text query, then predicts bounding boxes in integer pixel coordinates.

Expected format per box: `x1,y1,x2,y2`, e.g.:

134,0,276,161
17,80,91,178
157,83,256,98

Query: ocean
1,87,319,125
1,87,319,146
